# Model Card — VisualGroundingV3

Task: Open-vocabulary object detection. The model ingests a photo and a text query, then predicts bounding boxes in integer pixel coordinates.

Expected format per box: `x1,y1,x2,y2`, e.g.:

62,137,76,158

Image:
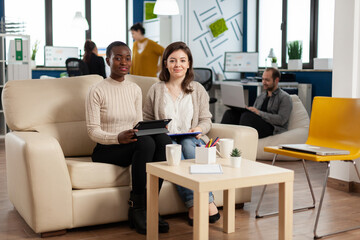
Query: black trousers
92,134,172,194
221,108,274,139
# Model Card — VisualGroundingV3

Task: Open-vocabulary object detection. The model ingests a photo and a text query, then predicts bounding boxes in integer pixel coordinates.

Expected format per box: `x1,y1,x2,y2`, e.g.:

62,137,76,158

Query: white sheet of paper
190,164,223,174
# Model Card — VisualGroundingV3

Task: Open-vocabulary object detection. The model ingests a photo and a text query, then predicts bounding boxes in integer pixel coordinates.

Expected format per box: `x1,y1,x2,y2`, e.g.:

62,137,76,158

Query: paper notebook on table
190,164,223,174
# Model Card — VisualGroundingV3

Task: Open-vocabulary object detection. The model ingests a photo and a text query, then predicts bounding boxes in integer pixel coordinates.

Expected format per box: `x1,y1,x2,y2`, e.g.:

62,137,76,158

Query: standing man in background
130,23,164,77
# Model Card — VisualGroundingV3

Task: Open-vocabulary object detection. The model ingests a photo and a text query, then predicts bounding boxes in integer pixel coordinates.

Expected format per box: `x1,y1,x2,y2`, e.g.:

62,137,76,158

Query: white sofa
256,94,310,160
3,74,258,236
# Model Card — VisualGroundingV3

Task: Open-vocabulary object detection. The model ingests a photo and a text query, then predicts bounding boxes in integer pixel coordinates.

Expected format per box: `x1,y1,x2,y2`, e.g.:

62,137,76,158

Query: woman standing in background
130,22,164,77
83,40,106,78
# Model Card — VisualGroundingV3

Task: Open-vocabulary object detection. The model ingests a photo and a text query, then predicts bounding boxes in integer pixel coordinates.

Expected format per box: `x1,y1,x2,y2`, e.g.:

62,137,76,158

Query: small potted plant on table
230,148,242,168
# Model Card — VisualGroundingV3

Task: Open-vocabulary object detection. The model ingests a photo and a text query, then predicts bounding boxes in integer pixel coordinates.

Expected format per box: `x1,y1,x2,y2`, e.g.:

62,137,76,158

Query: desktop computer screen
44,46,79,67
224,52,259,73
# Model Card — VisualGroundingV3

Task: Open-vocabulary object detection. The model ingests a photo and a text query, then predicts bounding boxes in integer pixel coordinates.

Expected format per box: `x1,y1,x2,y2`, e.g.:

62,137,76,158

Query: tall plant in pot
287,40,302,70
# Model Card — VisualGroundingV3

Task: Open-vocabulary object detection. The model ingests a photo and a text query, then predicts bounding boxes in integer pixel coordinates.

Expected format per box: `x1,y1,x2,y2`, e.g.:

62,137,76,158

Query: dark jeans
221,108,274,139
92,134,172,194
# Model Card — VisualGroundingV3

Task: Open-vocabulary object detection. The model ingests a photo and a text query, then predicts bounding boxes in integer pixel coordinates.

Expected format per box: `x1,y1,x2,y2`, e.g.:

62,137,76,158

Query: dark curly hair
130,22,145,35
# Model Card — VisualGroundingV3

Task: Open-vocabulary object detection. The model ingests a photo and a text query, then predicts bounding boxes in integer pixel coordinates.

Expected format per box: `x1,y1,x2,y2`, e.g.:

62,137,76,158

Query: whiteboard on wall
187,0,243,78
44,46,79,67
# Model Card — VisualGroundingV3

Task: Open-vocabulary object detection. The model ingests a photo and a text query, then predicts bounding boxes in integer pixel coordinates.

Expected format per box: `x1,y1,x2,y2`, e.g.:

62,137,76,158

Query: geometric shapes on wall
190,0,243,77
209,18,228,38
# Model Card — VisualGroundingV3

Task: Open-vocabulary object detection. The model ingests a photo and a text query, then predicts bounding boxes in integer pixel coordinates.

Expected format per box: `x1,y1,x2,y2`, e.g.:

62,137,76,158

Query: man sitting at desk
221,68,292,138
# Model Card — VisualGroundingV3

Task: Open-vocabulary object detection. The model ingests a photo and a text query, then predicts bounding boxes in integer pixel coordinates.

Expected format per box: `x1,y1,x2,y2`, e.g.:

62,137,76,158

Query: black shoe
187,216,193,226
209,212,220,223
128,192,147,235
159,215,169,233
187,212,221,226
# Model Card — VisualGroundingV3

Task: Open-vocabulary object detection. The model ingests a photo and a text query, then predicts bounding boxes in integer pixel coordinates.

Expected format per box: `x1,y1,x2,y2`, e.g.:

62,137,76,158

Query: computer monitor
44,46,79,67
224,52,259,73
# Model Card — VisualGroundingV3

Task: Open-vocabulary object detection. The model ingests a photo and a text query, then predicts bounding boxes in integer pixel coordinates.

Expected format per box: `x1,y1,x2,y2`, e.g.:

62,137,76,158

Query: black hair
130,22,145,35
106,41,130,58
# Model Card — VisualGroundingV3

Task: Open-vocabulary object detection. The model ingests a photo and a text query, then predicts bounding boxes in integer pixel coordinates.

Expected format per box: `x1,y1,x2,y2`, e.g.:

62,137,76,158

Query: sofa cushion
288,95,310,130
66,157,130,189
256,95,310,160
3,75,103,157
125,74,159,106
35,122,96,156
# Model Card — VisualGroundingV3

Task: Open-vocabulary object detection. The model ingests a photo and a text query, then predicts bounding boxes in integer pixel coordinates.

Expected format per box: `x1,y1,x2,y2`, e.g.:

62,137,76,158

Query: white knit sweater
143,81,212,135
86,77,142,145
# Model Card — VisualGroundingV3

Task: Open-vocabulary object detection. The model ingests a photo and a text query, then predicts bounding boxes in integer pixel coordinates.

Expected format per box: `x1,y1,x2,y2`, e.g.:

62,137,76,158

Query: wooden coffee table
146,158,294,240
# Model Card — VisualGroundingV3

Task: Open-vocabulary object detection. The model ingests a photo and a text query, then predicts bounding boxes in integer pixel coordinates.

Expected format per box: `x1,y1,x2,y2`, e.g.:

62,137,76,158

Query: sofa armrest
207,123,258,161
5,131,73,233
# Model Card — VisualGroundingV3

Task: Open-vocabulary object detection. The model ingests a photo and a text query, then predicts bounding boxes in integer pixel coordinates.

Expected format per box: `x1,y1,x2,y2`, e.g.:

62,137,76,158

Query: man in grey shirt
221,68,292,138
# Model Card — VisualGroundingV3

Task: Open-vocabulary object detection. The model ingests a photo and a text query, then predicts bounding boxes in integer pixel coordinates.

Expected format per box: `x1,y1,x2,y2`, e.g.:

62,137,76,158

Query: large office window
256,0,335,68
317,0,334,58
53,0,86,55
5,0,45,65
258,0,282,68
287,0,310,63
4,0,129,66
91,0,127,52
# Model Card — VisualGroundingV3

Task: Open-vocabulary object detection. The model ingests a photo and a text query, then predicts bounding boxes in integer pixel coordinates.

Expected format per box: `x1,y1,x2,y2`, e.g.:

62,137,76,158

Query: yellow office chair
261,96,360,239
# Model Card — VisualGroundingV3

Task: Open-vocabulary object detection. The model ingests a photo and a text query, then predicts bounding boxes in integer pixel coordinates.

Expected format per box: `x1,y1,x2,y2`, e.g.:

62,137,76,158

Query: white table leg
278,181,293,240
194,191,209,240
223,188,235,233
147,173,159,240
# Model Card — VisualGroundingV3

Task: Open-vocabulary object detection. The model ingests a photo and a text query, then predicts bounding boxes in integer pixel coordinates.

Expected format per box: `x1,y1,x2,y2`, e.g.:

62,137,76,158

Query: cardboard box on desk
195,146,216,164
314,58,333,70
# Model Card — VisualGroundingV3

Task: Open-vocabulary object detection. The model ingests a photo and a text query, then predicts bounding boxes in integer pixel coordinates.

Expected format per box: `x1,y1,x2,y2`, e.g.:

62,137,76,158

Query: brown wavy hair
159,41,194,94
83,40,96,63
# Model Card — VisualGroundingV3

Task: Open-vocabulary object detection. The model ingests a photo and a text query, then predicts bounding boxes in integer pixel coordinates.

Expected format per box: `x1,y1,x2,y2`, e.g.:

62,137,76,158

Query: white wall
330,0,360,182
247,0,256,52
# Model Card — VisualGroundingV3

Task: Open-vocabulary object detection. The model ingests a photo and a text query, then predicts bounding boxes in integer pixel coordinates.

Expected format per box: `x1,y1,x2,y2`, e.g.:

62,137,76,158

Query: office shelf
0,34,31,138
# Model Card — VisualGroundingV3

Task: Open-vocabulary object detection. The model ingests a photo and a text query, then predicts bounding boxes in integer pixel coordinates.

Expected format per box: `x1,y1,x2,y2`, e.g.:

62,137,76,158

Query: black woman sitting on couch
85,41,172,235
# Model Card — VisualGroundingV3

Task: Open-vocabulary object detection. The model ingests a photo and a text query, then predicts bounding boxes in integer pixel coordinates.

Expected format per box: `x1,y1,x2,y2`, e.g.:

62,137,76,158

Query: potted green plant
287,40,303,70
271,57,277,68
31,40,40,69
230,148,242,168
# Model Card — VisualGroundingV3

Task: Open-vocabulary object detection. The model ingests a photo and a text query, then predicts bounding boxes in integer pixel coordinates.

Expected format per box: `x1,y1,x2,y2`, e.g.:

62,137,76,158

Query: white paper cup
166,144,182,166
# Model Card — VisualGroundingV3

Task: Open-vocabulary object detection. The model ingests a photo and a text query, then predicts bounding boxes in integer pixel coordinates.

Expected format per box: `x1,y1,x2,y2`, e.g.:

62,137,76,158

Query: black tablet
133,119,172,137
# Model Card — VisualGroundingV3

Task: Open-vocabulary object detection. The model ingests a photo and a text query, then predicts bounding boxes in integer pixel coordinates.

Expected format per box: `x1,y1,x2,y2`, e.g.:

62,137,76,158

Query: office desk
32,67,67,79
239,81,299,96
